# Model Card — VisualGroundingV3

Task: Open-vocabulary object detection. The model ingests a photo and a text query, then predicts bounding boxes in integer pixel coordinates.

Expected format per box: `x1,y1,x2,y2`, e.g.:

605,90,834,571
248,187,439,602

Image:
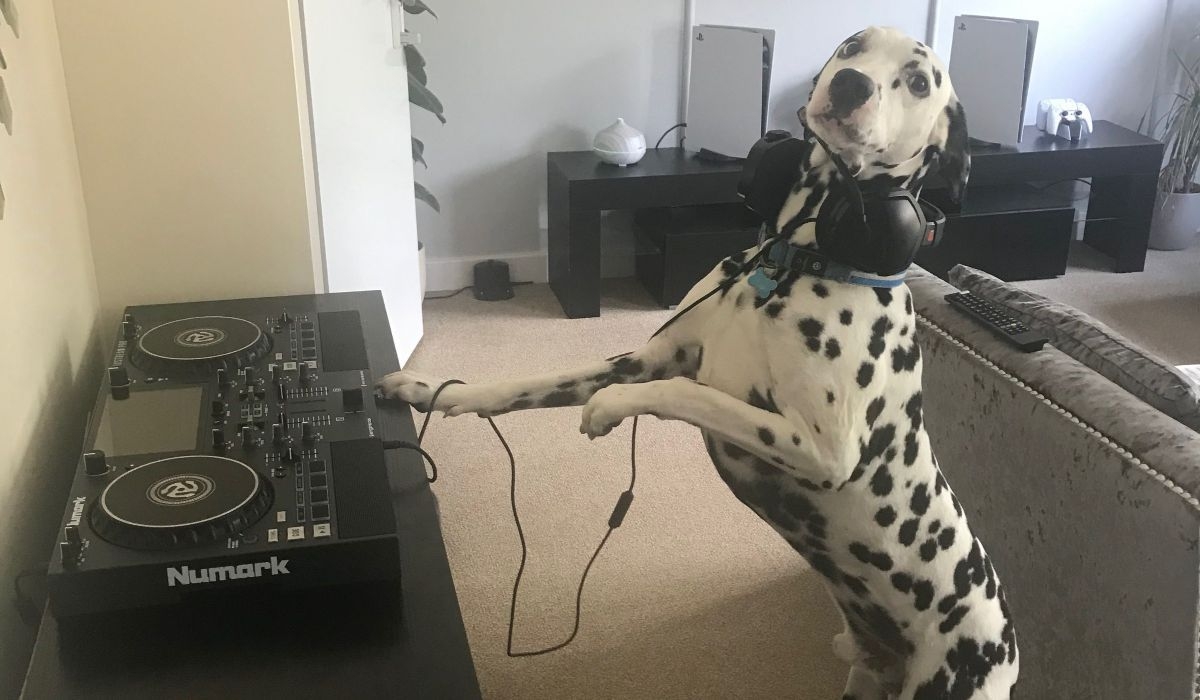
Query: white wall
416,1,1172,290
0,1,101,694
53,0,321,346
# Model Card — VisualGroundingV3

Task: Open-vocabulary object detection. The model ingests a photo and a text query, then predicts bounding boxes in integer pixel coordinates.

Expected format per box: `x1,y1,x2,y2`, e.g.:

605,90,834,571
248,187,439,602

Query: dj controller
46,292,408,618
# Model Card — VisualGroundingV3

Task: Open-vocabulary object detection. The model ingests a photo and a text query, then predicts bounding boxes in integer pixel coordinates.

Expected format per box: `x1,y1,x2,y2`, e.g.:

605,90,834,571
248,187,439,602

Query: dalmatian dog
379,26,1017,700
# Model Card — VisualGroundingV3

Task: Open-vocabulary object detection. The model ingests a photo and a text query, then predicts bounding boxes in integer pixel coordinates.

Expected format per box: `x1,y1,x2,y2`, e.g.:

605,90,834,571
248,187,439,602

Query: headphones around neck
738,129,947,277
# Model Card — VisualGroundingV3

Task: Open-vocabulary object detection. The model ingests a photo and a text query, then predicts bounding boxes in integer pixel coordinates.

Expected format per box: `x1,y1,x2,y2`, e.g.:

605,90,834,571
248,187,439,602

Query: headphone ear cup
861,191,926,275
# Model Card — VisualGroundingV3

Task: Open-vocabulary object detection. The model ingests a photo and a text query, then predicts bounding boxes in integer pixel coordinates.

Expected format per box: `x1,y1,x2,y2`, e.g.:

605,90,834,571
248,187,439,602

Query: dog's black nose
828,69,874,116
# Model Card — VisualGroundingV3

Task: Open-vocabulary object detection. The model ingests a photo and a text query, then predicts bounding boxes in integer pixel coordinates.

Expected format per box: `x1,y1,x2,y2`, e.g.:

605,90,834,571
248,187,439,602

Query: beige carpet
407,280,848,700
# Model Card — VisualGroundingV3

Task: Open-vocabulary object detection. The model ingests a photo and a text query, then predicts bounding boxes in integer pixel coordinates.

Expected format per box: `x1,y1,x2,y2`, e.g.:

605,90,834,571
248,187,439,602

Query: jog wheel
91,455,273,550
127,315,272,377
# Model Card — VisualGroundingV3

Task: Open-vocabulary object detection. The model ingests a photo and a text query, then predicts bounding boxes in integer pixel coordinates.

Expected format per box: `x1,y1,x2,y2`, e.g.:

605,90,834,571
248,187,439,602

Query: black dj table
21,291,481,699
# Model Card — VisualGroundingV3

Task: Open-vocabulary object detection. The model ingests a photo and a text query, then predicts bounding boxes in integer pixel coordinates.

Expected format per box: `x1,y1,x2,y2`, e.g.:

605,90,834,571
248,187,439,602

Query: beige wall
53,0,320,348
0,0,101,694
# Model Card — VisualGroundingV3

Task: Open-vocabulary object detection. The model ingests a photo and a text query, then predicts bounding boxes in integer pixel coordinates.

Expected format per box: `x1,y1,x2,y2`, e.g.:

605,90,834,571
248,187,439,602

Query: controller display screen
93,386,203,457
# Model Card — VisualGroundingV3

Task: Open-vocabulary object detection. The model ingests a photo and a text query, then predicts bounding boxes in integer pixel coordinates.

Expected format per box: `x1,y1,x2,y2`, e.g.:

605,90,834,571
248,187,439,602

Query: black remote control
944,292,1048,352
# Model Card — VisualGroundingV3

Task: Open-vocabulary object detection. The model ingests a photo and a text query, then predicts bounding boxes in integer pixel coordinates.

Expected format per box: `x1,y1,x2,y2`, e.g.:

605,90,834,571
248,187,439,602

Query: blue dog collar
754,240,907,297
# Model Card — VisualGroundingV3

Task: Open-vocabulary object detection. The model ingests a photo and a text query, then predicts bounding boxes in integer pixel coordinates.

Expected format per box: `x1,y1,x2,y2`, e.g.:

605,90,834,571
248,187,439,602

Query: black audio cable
404,230,790,655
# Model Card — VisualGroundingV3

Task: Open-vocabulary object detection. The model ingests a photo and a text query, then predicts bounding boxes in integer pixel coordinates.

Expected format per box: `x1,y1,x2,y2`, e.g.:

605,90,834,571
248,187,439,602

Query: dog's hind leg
579,377,858,487
376,338,701,417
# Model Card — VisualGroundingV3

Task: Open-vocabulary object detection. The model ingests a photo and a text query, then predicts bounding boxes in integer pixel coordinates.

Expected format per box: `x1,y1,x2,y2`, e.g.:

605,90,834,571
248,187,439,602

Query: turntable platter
128,316,272,376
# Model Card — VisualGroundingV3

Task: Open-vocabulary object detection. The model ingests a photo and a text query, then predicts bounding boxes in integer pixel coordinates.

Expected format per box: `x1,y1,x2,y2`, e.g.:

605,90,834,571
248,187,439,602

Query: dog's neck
774,138,936,248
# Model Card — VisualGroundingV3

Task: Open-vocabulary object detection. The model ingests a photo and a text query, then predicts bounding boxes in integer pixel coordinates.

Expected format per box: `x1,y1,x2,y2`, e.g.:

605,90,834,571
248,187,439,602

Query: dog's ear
935,95,970,203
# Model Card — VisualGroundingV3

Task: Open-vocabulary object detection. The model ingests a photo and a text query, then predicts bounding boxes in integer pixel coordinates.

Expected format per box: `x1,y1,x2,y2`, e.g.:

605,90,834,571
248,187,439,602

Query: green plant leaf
409,77,446,123
405,45,427,86
415,182,440,212
402,0,438,19
412,137,427,167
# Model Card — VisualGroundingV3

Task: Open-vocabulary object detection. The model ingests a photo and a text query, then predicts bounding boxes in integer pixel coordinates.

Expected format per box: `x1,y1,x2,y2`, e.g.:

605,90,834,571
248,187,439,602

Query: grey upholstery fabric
946,263,1200,433
907,265,1200,700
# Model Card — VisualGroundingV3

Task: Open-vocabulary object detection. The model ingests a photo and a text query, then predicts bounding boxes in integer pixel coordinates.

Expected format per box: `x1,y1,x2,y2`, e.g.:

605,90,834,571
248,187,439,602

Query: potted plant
405,0,444,294
1150,46,1200,250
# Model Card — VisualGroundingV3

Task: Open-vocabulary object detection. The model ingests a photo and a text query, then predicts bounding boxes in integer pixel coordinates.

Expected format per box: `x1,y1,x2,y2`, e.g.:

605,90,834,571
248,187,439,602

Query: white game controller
1037,99,1093,143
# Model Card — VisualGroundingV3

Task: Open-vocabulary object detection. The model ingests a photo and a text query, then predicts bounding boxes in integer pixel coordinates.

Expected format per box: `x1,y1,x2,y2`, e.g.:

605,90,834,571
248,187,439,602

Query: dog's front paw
376,369,454,413
580,384,646,439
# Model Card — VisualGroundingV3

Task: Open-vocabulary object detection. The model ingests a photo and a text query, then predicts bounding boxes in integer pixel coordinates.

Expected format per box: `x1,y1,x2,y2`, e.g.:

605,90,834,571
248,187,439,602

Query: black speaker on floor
473,260,514,301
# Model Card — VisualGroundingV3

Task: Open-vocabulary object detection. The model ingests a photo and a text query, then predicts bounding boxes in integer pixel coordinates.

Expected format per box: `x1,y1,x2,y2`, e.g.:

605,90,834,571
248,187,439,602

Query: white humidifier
592,118,646,167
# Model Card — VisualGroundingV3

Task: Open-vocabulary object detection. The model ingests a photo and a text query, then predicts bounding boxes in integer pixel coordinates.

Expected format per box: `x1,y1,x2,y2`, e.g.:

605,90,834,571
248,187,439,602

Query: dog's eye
840,39,862,59
907,73,930,97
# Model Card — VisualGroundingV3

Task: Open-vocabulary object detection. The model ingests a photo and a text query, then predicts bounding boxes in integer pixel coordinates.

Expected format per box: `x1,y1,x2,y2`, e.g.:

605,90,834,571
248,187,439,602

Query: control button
298,363,310,384
310,473,327,488
302,349,317,361
271,364,284,384
243,367,257,387
295,475,304,489
121,319,136,340
310,488,328,504
297,506,306,522
308,459,326,473
240,425,257,450
276,510,287,523
217,367,233,388
286,526,305,541
301,339,317,350
211,427,226,451
108,366,130,387
283,361,298,371
272,423,288,447
311,503,330,521
343,387,365,413
301,330,316,341
83,450,108,476
313,523,331,538
301,421,318,445
271,467,286,479
267,528,279,543
211,400,227,420
300,321,315,331
61,526,82,567
241,534,259,545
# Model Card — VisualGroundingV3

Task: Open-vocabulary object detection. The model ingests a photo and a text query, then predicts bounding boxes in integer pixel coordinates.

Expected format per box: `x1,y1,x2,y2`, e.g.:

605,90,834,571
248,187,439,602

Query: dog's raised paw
580,385,643,439
375,369,446,412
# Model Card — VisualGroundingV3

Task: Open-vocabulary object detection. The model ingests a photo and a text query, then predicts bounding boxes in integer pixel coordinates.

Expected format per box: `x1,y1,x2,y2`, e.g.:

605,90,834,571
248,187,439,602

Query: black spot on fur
612,357,645,377
890,572,912,592
825,338,841,359
874,288,893,305
806,337,822,352
875,506,897,527
954,541,987,597
912,579,935,611
892,343,920,373
870,464,894,497
919,538,939,562
911,483,931,515
913,47,928,57
891,78,901,89
913,669,950,700
765,301,785,319
856,362,875,388
905,391,923,430
541,390,577,407
556,380,576,390
868,315,893,359
932,67,943,88
840,309,853,325
865,397,886,426
650,368,666,381
812,282,829,298
842,575,869,597
511,399,532,410
928,520,941,534
940,605,970,633
724,442,751,460
757,427,775,446
860,423,896,466
792,433,801,446
674,348,687,363
799,317,824,338
905,293,914,315
938,594,959,615
748,387,782,414
898,518,920,546
938,527,957,550
849,542,893,571
826,390,836,404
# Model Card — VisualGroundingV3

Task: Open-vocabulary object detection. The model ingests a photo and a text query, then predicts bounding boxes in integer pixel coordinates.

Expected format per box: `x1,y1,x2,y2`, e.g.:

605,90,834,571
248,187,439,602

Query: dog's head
802,26,970,201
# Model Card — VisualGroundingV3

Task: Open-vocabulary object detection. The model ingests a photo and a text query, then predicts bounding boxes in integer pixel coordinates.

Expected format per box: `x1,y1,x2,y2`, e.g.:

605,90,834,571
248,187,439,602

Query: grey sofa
907,266,1200,700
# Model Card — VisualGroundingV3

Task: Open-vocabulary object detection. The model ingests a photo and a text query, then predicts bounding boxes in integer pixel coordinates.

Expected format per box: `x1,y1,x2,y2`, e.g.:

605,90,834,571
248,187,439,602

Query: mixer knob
83,450,108,476
280,309,292,325
211,427,226,451
244,367,257,387
217,368,233,388
272,423,288,447
241,425,257,450
211,400,227,420
121,320,136,340
60,526,82,568
301,421,318,445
